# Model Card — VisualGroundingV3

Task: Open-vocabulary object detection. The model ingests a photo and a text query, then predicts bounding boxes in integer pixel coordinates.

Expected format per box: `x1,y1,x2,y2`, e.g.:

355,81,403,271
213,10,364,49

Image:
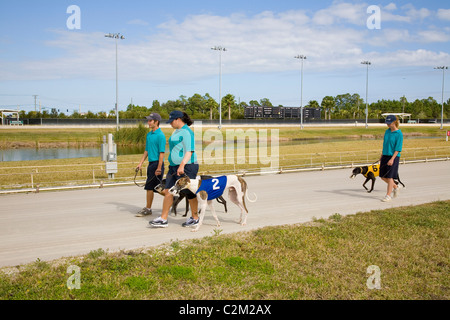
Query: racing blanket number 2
196,176,227,200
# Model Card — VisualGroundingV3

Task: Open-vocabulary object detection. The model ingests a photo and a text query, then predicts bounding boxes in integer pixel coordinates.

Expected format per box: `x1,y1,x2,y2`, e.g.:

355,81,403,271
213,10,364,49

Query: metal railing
1,146,449,194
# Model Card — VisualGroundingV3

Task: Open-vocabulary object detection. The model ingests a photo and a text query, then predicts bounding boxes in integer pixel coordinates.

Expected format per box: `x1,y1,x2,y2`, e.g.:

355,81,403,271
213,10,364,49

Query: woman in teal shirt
379,114,403,202
150,110,199,228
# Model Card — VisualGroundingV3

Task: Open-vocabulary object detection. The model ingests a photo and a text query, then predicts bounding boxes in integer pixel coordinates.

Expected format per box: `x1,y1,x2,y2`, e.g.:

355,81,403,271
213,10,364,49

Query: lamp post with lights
434,66,448,130
105,33,125,131
361,61,371,129
211,46,226,129
294,55,306,129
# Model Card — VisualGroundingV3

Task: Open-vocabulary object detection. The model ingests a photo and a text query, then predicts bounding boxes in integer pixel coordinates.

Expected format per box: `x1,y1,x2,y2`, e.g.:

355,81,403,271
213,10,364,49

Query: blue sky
0,0,449,114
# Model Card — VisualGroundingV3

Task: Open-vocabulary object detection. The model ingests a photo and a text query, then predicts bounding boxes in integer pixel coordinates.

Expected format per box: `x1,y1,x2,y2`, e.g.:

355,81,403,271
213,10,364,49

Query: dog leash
134,167,146,188
133,167,184,188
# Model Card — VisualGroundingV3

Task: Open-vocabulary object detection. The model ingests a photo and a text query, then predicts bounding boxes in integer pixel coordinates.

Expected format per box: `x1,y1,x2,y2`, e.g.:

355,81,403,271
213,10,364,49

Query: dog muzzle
169,185,182,196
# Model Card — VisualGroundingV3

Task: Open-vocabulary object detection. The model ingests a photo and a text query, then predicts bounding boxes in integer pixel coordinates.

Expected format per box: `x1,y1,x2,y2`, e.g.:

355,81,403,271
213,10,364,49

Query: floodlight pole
295,55,306,129
361,61,371,129
211,46,226,129
435,66,448,130
105,33,125,131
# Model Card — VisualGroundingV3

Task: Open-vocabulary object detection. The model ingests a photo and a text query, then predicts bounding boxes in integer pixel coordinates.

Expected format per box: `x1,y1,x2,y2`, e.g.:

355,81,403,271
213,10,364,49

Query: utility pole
33,95,38,112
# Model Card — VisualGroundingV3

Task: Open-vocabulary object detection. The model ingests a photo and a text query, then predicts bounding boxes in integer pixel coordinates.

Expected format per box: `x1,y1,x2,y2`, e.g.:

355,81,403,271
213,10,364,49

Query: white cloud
127,19,149,26
1,3,449,83
417,30,450,43
369,27,450,45
381,11,411,23
384,3,397,11
369,49,449,67
379,3,436,23
401,4,431,22
369,29,411,46
312,2,366,26
437,8,450,21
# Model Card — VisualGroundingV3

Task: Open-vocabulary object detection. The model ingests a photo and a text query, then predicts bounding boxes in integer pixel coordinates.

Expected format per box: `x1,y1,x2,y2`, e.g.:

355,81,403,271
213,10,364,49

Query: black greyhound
350,164,405,193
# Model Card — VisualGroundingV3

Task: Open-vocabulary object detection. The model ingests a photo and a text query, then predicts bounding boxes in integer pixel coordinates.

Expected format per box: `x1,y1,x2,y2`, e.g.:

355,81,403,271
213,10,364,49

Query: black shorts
165,163,199,200
144,161,164,191
380,155,400,179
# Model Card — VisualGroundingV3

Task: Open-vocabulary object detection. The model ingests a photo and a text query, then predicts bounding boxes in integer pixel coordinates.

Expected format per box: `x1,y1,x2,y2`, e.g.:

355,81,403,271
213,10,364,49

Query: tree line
18,93,449,120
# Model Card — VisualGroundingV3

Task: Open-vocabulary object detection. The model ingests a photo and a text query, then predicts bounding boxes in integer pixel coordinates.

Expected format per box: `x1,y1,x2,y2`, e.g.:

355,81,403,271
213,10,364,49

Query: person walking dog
380,114,403,202
135,113,166,216
150,110,199,228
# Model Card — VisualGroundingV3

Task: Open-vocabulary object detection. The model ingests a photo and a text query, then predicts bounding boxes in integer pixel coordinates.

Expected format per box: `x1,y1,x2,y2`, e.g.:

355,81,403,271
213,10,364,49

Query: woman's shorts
144,161,164,191
165,163,199,200
380,155,400,179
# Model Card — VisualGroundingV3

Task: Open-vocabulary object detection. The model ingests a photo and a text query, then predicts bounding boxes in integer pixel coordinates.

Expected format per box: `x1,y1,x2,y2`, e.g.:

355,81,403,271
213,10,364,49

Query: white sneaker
182,216,199,228
393,185,402,198
150,217,168,228
381,195,392,202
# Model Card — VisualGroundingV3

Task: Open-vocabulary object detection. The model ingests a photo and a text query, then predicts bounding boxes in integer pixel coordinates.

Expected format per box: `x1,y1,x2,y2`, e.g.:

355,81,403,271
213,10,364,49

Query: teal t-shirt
145,128,166,162
382,129,403,157
168,124,197,166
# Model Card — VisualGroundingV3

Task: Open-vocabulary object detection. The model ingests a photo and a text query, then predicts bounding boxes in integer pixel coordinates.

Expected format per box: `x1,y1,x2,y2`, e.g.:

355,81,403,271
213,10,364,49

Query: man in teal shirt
135,113,166,217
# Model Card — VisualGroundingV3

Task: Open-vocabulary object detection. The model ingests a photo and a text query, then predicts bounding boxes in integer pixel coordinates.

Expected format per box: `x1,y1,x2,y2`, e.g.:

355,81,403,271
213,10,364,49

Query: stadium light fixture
361,61,371,129
211,46,226,129
434,66,448,130
294,55,307,129
105,33,125,131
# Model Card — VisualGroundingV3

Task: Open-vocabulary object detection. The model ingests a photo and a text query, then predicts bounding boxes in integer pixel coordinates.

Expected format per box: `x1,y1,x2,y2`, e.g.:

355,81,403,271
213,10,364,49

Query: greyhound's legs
208,200,221,227
228,188,248,225
237,193,248,226
192,197,208,232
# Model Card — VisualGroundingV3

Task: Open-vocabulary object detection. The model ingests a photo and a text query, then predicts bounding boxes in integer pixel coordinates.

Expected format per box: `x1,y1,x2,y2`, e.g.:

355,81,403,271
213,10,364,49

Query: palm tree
321,96,335,120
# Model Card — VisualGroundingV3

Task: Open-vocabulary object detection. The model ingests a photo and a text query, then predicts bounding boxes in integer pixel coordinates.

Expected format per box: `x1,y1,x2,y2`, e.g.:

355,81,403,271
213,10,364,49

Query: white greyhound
169,175,257,232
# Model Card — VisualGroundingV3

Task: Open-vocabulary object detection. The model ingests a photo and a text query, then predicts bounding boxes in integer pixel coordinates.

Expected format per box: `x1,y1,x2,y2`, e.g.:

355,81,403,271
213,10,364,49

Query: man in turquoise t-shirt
135,113,166,217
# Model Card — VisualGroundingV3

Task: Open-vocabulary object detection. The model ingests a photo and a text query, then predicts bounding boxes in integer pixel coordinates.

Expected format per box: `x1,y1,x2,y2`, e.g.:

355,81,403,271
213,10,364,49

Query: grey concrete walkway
0,161,449,267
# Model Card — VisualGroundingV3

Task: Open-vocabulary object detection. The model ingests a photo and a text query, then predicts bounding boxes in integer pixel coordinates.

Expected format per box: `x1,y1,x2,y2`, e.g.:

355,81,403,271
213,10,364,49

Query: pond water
0,145,144,162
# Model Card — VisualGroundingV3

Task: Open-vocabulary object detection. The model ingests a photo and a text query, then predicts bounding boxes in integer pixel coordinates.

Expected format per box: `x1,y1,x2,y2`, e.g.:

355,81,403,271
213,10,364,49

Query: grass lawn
0,200,448,300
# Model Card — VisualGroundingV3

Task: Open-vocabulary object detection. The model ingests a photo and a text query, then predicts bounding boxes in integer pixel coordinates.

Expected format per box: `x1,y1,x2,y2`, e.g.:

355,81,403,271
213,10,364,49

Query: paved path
1,161,449,268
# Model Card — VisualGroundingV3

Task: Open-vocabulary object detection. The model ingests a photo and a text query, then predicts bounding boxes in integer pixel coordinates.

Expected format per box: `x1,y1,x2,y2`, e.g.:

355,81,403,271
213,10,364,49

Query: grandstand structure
244,106,321,120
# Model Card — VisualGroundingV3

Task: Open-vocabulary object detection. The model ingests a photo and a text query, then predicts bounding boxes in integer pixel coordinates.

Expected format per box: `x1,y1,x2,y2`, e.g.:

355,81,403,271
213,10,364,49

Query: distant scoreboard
244,106,320,120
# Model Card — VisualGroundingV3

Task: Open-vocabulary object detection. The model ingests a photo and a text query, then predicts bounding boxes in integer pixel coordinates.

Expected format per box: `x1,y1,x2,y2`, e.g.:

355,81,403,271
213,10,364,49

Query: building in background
244,106,321,120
